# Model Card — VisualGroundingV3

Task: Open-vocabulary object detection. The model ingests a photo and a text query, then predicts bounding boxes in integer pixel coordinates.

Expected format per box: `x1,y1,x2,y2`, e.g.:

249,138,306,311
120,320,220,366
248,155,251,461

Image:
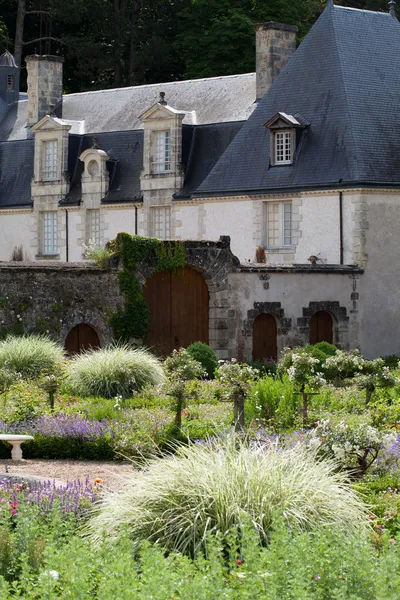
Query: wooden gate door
65,324,100,354
144,266,209,355
309,311,333,345
252,313,277,361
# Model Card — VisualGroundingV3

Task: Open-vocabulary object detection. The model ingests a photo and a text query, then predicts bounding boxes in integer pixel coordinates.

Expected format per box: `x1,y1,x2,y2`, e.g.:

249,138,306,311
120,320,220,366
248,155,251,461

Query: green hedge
0,437,115,461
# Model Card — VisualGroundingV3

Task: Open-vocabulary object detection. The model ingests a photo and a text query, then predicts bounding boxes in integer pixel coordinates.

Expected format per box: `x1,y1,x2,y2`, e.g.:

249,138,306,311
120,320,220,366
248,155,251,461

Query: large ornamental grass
0,335,64,378
87,435,368,554
65,345,165,398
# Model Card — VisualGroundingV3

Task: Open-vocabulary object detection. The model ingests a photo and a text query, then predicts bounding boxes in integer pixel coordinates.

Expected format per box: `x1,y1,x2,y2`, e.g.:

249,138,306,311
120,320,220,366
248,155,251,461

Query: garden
1,335,400,597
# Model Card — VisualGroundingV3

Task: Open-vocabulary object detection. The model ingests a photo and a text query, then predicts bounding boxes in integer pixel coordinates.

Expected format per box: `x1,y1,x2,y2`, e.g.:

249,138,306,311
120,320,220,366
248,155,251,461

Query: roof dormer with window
139,93,187,193
31,115,71,193
265,112,307,167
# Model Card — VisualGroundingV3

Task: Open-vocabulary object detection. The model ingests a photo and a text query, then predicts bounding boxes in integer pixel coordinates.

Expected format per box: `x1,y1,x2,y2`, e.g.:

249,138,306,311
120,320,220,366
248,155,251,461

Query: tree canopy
0,0,396,93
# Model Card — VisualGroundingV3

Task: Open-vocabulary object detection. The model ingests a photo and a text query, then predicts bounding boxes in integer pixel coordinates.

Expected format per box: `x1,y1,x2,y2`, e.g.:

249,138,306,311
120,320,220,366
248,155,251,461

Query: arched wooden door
309,311,333,345
143,266,209,355
65,324,100,354
252,313,278,361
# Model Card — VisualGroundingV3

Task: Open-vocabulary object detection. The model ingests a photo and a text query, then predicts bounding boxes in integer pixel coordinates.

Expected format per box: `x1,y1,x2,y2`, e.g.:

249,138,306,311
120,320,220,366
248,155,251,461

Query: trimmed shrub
64,345,165,398
87,435,368,554
186,342,218,379
0,335,64,378
313,341,338,357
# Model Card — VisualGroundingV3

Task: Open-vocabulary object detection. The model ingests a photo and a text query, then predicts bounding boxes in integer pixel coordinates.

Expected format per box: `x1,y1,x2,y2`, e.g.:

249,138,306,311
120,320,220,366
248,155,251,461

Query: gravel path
0,459,134,490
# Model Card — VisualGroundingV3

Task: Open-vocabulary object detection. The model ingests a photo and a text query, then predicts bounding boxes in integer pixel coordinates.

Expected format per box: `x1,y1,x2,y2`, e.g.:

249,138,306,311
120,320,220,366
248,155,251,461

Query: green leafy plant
82,240,113,268
216,360,257,430
164,348,205,433
0,335,64,379
278,348,326,426
64,345,165,398
186,342,218,379
87,435,368,555
312,341,338,357
247,374,296,428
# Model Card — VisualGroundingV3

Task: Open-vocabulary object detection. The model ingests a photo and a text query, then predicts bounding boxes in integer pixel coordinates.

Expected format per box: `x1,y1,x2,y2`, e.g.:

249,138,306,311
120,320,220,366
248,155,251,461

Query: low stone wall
0,262,123,346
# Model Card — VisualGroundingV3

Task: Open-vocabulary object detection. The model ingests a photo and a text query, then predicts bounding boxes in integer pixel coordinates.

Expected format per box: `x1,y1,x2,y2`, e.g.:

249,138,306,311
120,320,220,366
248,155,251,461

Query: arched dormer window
264,112,308,167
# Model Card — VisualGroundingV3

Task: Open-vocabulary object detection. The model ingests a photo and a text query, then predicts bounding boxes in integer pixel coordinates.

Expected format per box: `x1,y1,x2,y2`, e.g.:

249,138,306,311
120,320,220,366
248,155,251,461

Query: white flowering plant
277,348,325,426
216,359,257,430
308,418,395,476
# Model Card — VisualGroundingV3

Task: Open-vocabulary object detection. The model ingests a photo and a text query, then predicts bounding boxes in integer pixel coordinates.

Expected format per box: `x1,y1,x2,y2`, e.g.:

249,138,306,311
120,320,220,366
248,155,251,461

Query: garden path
0,460,133,490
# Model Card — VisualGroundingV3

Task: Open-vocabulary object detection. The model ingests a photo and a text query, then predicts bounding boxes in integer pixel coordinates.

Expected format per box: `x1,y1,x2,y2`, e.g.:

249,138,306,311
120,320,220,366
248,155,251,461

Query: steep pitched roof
0,139,33,207
195,4,400,196
0,73,256,142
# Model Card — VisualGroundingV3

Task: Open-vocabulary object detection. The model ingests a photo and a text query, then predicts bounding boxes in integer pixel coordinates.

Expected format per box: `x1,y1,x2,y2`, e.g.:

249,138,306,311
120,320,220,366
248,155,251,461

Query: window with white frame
274,130,293,165
42,140,58,181
153,131,171,173
150,206,171,239
42,212,58,255
265,202,292,247
87,209,101,245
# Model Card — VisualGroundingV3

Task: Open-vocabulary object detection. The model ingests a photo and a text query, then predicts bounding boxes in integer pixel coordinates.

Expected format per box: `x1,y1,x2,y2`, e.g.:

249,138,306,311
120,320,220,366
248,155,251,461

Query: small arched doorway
65,323,101,354
309,311,333,345
143,266,209,355
252,313,278,361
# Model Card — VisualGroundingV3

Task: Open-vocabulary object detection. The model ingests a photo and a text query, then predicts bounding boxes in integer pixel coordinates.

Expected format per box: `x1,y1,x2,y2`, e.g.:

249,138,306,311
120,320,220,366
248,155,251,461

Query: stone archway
65,323,100,354
298,301,349,348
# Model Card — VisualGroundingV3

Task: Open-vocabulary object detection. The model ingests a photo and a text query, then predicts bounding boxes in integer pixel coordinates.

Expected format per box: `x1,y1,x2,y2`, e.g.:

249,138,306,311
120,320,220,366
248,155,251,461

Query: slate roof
0,139,34,207
0,73,256,142
195,3,400,196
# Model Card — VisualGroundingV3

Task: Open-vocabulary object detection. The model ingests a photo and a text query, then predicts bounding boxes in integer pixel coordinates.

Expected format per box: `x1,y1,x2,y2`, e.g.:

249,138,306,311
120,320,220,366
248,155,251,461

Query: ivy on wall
110,233,186,342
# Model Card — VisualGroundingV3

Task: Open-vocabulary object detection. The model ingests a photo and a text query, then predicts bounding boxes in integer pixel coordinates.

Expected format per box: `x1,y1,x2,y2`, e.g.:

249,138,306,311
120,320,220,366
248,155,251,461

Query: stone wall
0,263,123,346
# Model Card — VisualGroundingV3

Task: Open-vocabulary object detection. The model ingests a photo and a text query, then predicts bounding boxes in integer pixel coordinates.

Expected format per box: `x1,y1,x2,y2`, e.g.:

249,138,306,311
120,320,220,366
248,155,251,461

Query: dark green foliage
187,342,218,379
382,354,400,369
248,359,277,377
313,341,338,357
110,234,186,342
0,437,115,460
303,345,328,364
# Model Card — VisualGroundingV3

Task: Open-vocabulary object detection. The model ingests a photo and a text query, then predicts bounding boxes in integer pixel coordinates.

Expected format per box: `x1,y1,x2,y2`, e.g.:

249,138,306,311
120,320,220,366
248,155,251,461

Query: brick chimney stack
26,55,64,126
255,22,298,101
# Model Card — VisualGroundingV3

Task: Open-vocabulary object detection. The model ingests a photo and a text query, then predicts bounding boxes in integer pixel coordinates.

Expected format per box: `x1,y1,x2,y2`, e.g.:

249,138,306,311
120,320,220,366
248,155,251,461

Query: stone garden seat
0,434,34,460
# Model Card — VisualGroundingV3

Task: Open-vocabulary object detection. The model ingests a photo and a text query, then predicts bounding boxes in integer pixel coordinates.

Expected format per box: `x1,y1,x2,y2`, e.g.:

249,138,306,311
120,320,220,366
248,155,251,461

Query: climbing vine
110,233,186,341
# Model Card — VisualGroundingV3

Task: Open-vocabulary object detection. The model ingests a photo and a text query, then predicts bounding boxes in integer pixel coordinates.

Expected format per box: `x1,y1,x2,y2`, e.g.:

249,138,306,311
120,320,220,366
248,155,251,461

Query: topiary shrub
87,435,368,554
0,335,64,379
186,342,218,379
64,345,165,398
313,341,338,358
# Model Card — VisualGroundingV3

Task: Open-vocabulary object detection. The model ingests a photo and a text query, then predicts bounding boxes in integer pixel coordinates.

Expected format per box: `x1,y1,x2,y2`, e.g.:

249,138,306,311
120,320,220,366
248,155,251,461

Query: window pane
283,203,292,246
266,202,292,247
267,203,280,246
88,210,101,245
43,212,57,254
275,131,292,164
153,131,171,173
150,206,171,240
42,141,58,181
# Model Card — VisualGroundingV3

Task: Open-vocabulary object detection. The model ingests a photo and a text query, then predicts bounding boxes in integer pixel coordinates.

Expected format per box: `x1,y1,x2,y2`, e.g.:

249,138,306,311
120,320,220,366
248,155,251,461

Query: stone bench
0,435,34,460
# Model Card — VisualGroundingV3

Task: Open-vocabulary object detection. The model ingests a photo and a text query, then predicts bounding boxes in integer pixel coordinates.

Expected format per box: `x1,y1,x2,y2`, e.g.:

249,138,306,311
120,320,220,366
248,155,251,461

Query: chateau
0,1,400,359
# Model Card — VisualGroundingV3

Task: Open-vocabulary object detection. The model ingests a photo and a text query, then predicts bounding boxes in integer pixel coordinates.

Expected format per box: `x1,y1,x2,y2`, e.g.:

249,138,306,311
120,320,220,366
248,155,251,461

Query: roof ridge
64,72,256,99
333,4,391,15
330,3,361,181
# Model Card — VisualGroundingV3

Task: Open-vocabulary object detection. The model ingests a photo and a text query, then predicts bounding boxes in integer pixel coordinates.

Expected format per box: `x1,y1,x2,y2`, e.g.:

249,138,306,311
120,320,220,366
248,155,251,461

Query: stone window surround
297,301,349,348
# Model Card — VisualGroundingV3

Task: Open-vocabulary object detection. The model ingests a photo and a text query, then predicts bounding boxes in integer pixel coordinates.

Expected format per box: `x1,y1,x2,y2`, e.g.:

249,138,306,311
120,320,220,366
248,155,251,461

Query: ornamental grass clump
0,335,64,378
87,435,368,554
65,345,165,398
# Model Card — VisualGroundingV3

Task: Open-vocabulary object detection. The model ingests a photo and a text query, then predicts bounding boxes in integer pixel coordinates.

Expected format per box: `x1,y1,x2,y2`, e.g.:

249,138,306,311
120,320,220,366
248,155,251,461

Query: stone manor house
0,0,399,359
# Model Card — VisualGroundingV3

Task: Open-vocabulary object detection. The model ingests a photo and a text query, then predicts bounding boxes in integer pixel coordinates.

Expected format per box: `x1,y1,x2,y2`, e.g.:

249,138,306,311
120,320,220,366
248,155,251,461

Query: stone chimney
255,22,298,101
26,55,64,126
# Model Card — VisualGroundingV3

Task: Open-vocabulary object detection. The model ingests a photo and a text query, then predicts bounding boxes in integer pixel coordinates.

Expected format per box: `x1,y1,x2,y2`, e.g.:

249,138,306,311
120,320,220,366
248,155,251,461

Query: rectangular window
87,210,101,245
42,140,58,181
274,131,292,164
153,131,171,173
7,75,13,92
42,212,58,255
266,202,292,247
150,206,171,240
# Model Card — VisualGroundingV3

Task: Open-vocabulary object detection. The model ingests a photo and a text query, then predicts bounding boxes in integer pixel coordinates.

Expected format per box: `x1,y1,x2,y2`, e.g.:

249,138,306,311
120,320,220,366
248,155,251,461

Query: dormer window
265,112,308,167
274,130,293,165
42,140,58,181
153,130,171,174
6,75,13,92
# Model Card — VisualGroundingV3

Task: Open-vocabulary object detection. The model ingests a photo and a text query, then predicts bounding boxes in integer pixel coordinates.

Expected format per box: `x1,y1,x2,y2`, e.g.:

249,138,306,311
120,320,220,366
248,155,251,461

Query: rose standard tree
216,360,257,431
277,348,326,427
